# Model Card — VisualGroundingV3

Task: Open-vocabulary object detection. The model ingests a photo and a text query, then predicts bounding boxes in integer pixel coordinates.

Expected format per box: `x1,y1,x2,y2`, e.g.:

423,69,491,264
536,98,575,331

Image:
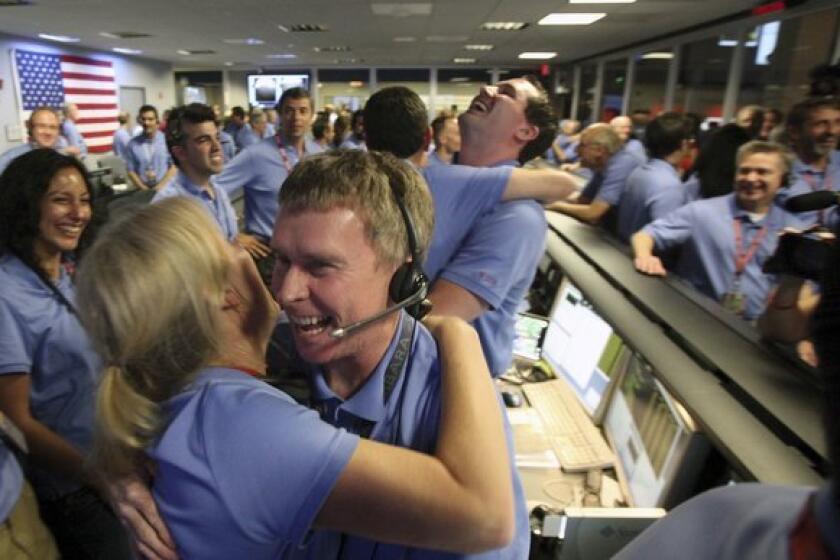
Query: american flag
14,49,119,154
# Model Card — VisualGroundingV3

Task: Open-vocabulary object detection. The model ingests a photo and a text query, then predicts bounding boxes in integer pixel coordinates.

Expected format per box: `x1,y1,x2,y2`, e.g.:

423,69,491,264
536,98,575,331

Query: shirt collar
0,252,70,292
310,312,408,423
648,158,679,178
174,170,216,199
492,159,519,169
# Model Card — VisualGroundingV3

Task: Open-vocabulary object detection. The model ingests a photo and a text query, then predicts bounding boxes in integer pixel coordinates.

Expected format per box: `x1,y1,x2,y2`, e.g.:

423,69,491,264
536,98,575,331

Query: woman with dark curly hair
0,148,130,558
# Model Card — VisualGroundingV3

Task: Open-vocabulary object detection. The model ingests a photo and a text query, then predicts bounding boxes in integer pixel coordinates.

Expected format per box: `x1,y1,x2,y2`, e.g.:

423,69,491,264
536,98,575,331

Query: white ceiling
0,0,762,69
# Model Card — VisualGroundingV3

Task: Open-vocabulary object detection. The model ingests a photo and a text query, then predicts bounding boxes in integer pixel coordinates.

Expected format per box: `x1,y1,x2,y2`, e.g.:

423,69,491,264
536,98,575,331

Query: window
674,37,733,125
318,69,370,112
629,51,672,117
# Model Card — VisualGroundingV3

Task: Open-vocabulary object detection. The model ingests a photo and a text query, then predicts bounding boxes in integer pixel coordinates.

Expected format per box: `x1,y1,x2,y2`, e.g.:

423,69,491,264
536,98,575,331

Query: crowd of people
0,67,838,558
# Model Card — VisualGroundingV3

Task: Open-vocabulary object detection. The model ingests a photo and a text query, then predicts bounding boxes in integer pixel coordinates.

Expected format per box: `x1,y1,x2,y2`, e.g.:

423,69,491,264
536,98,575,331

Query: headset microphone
329,286,428,339
784,190,840,213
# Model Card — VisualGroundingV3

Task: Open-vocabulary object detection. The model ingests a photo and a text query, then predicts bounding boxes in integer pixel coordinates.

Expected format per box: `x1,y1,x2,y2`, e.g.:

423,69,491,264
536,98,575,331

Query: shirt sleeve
439,201,546,309
594,151,639,206
649,187,686,222
199,383,359,546
642,203,696,251
424,164,509,216
0,298,31,375
214,148,254,197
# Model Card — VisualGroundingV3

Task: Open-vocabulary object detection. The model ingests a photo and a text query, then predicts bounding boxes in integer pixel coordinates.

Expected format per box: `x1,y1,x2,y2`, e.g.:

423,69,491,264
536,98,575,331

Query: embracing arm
316,317,513,552
631,231,667,277
0,374,88,484
502,168,578,203
546,198,611,225
427,279,489,323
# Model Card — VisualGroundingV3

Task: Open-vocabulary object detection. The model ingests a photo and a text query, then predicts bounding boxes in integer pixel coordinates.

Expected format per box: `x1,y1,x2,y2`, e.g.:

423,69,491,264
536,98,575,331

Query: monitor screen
541,279,614,414
512,313,549,362
247,74,309,108
604,353,691,507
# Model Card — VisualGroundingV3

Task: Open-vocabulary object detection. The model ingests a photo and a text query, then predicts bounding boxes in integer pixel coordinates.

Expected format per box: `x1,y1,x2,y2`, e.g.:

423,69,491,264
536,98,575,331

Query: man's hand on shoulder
106,473,179,560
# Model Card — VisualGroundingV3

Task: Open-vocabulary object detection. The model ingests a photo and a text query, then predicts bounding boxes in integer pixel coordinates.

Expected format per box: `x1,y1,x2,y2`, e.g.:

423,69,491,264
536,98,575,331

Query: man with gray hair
547,123,643,230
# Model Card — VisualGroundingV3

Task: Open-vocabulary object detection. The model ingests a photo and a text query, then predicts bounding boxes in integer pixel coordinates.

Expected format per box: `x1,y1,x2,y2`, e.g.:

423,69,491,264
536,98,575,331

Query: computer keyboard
521,379,614,472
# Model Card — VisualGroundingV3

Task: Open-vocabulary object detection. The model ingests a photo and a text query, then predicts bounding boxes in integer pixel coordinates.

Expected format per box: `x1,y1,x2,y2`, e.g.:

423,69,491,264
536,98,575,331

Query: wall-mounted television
247,74,310,108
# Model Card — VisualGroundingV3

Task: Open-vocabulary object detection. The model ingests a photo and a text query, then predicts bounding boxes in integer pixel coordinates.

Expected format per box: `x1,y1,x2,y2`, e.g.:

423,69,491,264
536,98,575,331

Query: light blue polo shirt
125,131,172,187
441,199,546,376
683,173,701,203
214,135,325,239
148,367,359,560
152,171,239,241
339,136,366,151
776,151,840,228
643,193,805,320
0,144,32,175
298,312,530,560
219,130,236,163
617,158,686,242
426,151,450,167
112,127,134,160
236,124,261,150
0,441,22,522
61,119,88,158
420,163,511,280
0,253,100,499
625,138,647,165
580,145,644,207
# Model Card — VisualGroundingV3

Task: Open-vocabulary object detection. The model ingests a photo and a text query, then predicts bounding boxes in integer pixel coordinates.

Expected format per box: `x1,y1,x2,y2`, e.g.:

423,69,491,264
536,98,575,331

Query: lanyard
802,171,834,225
733,218,768,278
274,135,295,174
313,316,415,440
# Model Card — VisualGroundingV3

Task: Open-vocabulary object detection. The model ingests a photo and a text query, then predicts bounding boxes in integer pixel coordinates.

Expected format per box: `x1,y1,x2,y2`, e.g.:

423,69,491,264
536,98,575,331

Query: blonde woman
76,198,514,559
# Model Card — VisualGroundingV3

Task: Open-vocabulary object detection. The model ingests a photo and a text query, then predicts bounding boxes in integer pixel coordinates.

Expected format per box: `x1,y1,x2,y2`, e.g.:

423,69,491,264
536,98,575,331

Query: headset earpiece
389,262,428,304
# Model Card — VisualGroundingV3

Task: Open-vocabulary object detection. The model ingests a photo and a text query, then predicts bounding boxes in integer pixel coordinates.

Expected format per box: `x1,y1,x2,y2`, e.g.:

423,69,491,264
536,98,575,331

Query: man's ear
515,123,539,143
222,287,240,311
170,145,185,165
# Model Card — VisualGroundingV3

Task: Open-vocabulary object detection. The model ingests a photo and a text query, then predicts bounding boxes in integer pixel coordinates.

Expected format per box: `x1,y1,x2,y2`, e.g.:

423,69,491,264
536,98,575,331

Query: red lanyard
274,135,295,174
789,493,833,560
733,219,768,277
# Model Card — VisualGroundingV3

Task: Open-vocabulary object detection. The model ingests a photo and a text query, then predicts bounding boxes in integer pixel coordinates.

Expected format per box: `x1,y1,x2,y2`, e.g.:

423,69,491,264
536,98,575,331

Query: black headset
389,184,429,308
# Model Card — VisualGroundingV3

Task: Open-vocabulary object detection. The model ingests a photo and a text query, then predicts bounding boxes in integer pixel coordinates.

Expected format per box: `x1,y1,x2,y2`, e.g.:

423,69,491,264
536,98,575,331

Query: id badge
721,290,746,316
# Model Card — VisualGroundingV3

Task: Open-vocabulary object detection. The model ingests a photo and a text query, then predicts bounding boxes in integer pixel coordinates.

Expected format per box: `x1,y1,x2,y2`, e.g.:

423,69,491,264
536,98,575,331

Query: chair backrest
98,155,128,183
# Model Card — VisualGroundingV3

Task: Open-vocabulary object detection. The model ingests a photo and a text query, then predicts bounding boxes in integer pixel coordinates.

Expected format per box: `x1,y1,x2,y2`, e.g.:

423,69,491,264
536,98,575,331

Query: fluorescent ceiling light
39,33,80,43
176,49,191,55
224,61,234,66
371,3,432,17
112,47,142,55
518,52,557,60
465,44,493,51
538,13,606,25
393,36,416,42
224,38,264,45
449,77,470,82
480,22,528,31
266,53,296,59
642,52,673,60
453,57,476,64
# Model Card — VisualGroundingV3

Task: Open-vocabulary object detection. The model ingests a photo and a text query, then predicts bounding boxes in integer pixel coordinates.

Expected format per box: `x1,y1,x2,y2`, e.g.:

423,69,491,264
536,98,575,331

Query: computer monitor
541,279,622,418
512,313,548,362
247,74,310,108
603,352,710,508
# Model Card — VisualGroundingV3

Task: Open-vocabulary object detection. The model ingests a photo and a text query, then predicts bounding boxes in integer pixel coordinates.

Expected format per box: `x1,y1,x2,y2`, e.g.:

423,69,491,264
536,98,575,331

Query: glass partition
674,37,733,126
578,63,598,125
436,68,491,117
601,58,628,120
317,69,371,112
629,50,672,117
375,68,431,111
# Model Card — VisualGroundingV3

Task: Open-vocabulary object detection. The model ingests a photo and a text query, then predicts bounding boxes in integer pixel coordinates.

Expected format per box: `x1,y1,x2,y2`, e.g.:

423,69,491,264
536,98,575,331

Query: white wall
225,70,249,111
0,32,175,153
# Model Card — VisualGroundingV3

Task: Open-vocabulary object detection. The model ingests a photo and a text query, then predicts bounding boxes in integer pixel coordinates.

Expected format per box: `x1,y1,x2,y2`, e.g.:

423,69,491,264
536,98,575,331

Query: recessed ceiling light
112,47,143,55
277,24,290,32
266,53,297,59
479,22,528,31
465,44,493,51
450,77,470,82
538,13,606,25
393,36,416,43
224,61,235,66
177,49,191,55
38,33,80,43
518,52,557,60
453,57,476,64
224,38,264,45
371,3,432,17
642,52,673,60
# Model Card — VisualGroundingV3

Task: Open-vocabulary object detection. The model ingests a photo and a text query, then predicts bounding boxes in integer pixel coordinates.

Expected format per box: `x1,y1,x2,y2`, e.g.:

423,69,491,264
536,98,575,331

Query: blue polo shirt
339,136,366,151
426,151,450,167
616,159,686,242
61,119,88,158
298,312,530,560
219,130,236,163
112,127,134,160
148,367,359,560
0,441,22,522
215,135,325,239
616,483,840,560
683,174,701,202
236,124,261,150
776,152,840,228
0,144,32,175
581,145,643,208
0,253,100,499
643,194,804,320
625,138,647,165
420,163,510,280
152,171,239,241
125,131,172,187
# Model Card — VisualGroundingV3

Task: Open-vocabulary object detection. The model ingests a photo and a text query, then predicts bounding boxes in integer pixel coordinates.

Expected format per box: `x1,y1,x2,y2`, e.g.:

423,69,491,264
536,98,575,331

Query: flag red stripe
76,117,118,124
65,88,117,96
75,103,118,110
61,72,114,82
82,130,118,138
88,145,114,154
60,55,112,68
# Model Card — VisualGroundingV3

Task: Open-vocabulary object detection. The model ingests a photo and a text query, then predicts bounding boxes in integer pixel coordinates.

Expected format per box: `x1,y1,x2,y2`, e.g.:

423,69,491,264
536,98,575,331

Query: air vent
0,0,31,6
290,24,328,32
100,31,153,39
314,46,351,53
479,22,529,31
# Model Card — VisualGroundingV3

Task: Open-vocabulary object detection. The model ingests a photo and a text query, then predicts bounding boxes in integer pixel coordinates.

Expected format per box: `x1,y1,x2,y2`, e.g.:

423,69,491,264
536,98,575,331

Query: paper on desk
516,449,561,469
